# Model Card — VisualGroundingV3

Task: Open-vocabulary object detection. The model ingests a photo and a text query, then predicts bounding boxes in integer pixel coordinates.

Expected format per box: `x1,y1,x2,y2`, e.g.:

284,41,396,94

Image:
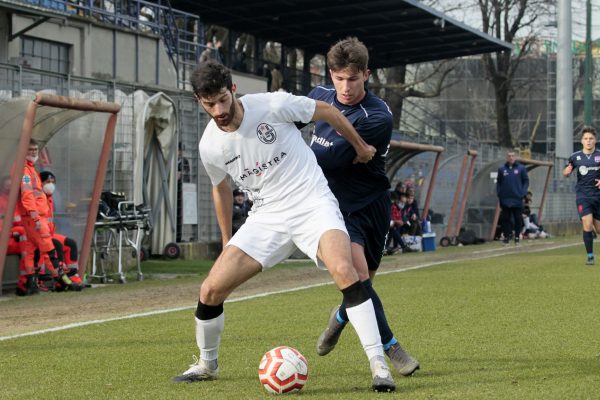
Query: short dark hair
582,126,597,138
191,60,233,98
327,37,369,73
29,139,39,146
40,170,56,182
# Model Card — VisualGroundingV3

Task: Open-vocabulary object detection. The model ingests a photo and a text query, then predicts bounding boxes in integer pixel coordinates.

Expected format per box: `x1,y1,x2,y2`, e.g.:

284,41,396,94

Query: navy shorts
576,195,600,219
342,191,391,271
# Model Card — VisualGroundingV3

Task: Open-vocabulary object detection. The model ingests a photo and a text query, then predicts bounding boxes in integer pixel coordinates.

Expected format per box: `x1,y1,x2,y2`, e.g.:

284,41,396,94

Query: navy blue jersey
496,161,529,208
567,150,600,198
307,86,392,213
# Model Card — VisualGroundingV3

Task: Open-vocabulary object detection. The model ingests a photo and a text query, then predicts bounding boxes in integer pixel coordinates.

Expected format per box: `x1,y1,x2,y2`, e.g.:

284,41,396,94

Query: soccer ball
258,346,308,394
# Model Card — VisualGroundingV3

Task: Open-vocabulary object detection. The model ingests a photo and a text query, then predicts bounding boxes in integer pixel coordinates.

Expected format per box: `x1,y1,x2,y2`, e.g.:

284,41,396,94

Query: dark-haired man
307,36,420,377
497,150,529,246
173,60,395,392
563,126,600,265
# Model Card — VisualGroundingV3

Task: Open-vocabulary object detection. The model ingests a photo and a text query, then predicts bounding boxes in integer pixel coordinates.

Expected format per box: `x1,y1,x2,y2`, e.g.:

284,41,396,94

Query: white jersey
199,92,335,213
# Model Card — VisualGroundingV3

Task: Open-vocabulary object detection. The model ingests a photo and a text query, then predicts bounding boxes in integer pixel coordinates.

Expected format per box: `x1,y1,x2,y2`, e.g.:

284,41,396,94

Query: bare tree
370,61,458,130
477,0,552,147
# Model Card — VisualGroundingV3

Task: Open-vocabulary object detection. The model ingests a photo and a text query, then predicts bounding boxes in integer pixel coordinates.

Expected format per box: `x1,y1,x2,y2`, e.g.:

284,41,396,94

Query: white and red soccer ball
258,346,308,394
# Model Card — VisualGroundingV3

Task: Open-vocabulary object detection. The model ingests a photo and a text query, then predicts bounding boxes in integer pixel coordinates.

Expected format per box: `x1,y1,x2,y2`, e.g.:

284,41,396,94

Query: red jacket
18,160,49,219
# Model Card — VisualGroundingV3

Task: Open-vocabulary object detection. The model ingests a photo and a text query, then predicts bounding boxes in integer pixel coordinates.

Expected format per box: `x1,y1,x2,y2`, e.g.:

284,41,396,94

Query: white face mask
26,155,38,163
43,182,55,195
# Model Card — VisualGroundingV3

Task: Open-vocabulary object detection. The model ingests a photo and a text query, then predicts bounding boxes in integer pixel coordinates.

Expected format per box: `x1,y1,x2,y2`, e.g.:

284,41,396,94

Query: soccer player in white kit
172,60,395,392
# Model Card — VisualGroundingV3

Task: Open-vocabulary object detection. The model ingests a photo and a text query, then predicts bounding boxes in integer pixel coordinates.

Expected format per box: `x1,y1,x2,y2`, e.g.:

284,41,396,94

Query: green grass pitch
1,243,599,399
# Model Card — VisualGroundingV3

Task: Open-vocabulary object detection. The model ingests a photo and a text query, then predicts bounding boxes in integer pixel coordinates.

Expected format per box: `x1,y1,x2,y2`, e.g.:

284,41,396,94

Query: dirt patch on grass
0,239,577,338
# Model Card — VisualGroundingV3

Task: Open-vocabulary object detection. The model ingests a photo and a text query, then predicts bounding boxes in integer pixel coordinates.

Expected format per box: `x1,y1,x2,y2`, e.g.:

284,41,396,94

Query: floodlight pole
583,0,593,126
556,0,573,158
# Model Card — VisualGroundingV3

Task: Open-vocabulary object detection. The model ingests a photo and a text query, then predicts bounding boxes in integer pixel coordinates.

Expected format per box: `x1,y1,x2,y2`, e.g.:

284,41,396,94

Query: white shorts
227,196,348,269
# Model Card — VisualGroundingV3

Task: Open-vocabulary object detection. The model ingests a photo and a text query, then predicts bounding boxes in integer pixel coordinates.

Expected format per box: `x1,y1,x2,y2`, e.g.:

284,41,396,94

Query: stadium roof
170,0,512,68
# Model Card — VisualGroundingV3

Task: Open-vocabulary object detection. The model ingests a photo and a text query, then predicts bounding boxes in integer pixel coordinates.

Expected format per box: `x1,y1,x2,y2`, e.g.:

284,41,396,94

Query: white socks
195,314,225,361
345,298,384,360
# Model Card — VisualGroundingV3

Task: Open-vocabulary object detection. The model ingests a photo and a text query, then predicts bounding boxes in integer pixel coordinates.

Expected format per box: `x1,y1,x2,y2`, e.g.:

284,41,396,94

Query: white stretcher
90,201,151,283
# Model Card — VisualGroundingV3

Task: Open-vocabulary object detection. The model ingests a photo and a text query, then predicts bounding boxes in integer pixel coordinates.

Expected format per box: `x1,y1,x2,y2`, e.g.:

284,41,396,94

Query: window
20,36,71,88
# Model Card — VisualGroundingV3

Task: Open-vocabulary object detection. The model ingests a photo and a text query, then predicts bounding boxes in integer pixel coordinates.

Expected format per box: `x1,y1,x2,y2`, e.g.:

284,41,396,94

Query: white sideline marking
0,242,578,342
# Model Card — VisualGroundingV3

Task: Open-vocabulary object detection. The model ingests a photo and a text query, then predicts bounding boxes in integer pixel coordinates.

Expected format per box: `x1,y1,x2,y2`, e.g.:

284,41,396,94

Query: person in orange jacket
16,140,71,295
40,170,83,290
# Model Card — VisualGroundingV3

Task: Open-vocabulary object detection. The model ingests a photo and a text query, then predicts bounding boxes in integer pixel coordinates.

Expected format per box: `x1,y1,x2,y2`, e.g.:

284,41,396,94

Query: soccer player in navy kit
563,126,600,265
308,37,420,376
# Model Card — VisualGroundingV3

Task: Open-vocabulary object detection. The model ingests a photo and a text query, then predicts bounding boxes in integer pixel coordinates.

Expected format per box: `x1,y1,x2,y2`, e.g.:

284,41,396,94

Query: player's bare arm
312,100,376,164
563,163,573,177
212,179,234,247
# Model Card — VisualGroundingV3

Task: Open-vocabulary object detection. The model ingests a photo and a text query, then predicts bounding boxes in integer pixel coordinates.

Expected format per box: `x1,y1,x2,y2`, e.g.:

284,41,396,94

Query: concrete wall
233,70,267,95
3,13,178,86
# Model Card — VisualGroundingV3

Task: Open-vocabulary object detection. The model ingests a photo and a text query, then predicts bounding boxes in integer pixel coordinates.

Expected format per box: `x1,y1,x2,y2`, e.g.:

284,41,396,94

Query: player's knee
330,261,358,285
200,279,227,305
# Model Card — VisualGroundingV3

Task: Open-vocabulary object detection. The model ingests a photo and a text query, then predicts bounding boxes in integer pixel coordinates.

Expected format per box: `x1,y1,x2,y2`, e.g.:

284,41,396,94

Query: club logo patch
22,175,31,185
256,123,276,144
595,156,600,163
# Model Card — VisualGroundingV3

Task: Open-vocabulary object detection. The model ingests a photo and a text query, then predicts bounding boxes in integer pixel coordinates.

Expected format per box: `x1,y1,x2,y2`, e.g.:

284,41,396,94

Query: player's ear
364,69,371,82
231,83,237,96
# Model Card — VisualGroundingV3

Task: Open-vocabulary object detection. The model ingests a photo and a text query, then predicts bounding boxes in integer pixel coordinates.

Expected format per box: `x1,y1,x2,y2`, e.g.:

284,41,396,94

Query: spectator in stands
563,126,600,265
307,37,419,377
393,181,407,198
199,42,216,64
231,188,250,235
385,191,409,255
403,191,422,237
270,64,283,92
215,40,226,65
16,140,71,295
262,63,272,91
40,171,83,290
521,190,550,239
496,150,529,246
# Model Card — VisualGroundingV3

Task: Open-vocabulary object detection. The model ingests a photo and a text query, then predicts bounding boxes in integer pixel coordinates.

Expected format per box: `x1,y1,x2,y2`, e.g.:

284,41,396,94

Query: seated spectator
232,188,251,235
521,190,551,239
40,171,83,291
385,191,413,255
393,181,407,198
404,190,422,237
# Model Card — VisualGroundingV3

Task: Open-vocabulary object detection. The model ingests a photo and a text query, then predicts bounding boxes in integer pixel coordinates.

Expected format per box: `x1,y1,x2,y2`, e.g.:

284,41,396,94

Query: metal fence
0,63,579,246
391,131,577,238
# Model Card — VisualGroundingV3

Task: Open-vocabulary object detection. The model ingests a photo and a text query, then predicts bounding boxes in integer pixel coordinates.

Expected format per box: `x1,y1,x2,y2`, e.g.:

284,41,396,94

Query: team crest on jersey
595,156,600,163
22,175,31,185
256,123,276,144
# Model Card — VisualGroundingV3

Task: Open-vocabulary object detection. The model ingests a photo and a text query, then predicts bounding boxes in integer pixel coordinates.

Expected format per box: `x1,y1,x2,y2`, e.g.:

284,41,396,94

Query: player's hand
595,179,600,189
565,163,574,174
353,144,376,164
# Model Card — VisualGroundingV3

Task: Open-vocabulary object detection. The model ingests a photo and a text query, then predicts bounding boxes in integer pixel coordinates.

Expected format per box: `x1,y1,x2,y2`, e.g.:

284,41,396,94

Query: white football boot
173,356,219,383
